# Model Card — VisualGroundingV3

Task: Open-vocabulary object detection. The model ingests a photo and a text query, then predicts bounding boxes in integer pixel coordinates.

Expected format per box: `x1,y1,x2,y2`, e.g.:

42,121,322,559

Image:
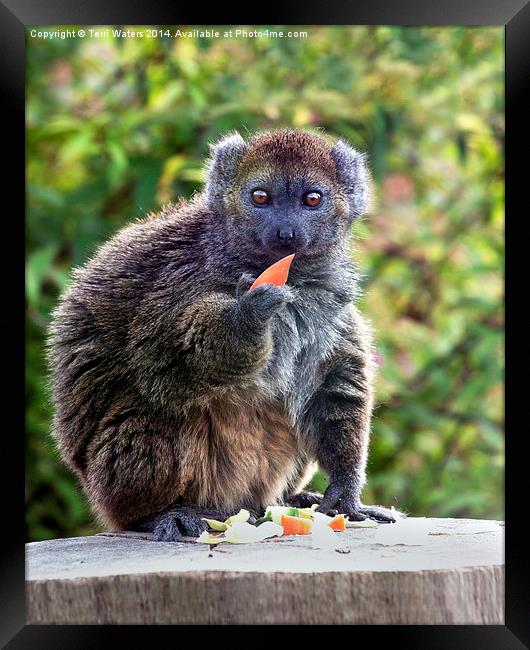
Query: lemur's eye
303,191,322,207
251,189,270,205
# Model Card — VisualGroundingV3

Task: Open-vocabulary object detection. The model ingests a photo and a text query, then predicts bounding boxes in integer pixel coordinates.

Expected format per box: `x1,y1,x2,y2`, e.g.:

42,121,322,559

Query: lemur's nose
277,228,295,243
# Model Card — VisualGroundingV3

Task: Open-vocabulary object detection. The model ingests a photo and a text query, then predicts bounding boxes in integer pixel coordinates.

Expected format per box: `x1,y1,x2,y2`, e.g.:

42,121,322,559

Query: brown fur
80,392,308,530
180,398,301,511
239,129,337,178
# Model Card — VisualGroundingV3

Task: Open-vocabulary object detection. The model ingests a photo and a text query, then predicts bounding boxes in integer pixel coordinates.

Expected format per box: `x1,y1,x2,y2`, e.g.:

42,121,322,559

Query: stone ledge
26,517,504,624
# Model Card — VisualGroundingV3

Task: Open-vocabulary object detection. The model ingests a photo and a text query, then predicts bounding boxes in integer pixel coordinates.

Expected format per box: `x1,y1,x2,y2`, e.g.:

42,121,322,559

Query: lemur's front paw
316,482,404,524
238,282,294,321
348,504,405,524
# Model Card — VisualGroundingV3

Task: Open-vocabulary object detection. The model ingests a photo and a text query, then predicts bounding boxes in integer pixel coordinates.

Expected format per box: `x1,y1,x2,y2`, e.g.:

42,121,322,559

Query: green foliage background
26,26,504,541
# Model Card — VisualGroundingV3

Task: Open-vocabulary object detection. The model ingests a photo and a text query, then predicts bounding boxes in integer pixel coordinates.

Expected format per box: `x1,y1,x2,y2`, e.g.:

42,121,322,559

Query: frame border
12,0,527,645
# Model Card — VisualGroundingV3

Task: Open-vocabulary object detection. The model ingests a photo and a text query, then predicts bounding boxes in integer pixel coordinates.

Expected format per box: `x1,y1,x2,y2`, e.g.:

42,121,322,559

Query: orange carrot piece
249,254,295,291
329,514,346,531
281,514,312,535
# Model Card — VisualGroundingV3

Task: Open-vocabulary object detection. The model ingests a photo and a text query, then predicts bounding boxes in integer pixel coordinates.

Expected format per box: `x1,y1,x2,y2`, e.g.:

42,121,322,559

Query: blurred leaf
107,140,129,188
26,245,57,307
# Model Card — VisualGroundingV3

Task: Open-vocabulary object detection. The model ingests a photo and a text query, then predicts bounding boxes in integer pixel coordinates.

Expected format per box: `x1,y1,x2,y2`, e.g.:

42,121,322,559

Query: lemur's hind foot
134,505,231,541
134,504,261,541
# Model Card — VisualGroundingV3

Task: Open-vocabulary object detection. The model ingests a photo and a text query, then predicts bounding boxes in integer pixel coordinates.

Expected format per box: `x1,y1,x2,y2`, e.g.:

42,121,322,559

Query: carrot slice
281,514,313,535
329,514,346,532
249,254,295,291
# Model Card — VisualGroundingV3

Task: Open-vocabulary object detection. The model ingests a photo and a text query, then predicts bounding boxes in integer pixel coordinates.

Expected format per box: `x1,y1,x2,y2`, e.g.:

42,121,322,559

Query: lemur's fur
48,129,399,540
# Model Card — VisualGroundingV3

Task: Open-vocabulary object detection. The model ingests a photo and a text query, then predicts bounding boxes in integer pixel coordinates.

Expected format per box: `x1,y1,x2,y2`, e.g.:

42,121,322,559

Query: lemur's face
206,130,370,260
233,165,348,258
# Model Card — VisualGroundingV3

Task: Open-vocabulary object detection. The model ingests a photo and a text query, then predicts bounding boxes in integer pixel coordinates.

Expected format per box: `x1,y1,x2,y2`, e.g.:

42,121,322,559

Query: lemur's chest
258,289,352,419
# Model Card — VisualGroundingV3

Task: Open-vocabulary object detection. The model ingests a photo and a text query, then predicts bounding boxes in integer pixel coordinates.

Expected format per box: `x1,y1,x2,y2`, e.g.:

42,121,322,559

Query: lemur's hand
236,273,294,323
316,481,402,523
235,273,257,298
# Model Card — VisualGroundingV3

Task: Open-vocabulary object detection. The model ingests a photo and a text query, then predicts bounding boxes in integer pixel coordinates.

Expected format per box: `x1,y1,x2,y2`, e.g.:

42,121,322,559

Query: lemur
48,129,400,541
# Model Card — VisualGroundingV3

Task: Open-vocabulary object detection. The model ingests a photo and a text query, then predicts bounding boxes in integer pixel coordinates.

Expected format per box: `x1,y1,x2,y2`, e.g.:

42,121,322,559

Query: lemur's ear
205,132,248,209
331,139,371,220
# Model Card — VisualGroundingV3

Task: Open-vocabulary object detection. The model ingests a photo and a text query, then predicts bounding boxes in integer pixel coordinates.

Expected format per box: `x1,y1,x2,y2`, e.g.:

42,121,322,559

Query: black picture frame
11,0,527,645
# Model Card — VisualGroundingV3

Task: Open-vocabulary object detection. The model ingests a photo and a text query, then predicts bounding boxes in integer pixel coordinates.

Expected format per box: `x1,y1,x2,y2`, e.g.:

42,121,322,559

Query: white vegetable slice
197,521,283,545
224,521,283,544
311,519,339,550
311,511,333,525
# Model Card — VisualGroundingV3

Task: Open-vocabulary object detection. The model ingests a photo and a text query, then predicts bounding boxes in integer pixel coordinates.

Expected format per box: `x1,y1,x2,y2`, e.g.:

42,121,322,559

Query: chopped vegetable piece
202,508,250,531
225,509,250,526
202,518,228,532
311,510,347,530
196,530,225,544
249,254,295,291
298,505,319,519
265,505,300,524
328,514,346,531
255,511,273,526
281,514,313,535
